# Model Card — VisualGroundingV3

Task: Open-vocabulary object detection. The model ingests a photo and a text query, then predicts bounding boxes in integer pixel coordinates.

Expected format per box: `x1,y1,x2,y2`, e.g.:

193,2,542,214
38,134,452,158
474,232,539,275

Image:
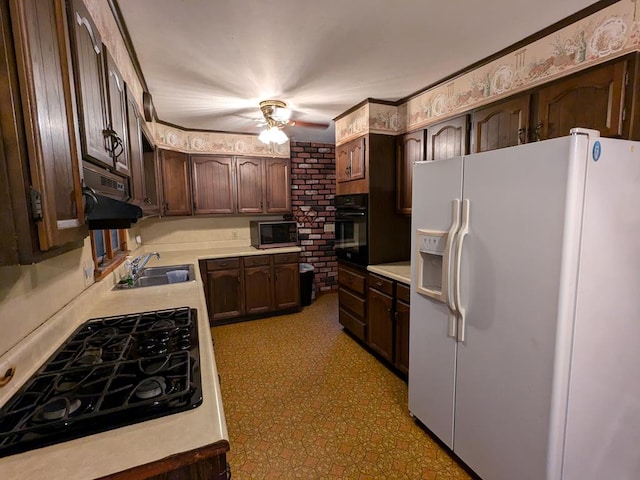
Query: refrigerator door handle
446,199,461,338
454,199,470,342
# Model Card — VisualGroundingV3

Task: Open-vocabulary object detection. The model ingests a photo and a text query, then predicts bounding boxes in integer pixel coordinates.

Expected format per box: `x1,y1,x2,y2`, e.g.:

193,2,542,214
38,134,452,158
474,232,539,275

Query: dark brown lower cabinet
338,262,410,377
338,261,368,342
204,258,244,322
244,267,273,314
394,284,411,376
99,442,229,480
367,273,410,376
202,253,300,326
367,287,394,363
273,255,300,310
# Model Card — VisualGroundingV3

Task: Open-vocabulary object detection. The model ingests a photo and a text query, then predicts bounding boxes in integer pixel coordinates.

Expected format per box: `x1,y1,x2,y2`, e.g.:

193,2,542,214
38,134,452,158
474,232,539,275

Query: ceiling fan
257,99,329,144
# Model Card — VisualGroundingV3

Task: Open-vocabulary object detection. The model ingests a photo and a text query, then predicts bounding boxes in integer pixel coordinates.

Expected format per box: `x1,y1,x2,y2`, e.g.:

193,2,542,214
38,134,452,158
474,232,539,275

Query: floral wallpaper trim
336,0,640,143
155,124,290,158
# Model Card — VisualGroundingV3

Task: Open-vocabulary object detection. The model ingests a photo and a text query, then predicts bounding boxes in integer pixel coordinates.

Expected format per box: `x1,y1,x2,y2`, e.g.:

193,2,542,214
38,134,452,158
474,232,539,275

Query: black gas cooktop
0,307,202,457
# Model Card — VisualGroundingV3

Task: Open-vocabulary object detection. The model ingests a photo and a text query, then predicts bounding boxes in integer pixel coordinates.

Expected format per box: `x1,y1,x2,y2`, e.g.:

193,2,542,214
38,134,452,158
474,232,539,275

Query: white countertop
367,261,411,285
0,245,300,479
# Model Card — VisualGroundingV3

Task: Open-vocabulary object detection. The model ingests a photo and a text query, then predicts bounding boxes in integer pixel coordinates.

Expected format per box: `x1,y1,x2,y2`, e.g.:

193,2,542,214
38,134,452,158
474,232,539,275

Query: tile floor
212,293,472,479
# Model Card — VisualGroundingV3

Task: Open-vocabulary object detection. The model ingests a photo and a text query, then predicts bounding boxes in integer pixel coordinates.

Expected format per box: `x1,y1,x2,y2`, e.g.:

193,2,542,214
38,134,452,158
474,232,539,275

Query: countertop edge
367,262,411,285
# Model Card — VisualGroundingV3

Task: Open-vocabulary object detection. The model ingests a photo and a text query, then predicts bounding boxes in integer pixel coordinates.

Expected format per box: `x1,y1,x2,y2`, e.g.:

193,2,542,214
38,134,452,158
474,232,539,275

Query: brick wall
290,142,337,294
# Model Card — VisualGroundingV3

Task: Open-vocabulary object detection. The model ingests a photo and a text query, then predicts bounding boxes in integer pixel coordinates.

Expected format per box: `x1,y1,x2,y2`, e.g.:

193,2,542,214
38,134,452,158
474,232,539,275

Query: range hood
83,162,142,230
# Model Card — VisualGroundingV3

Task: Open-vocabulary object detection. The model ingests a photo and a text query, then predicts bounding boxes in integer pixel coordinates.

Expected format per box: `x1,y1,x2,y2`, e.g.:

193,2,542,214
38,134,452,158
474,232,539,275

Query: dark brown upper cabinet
264,157,291,213
472,93,530,153
104,49,129,176
0,0,87,265
535,60,627,141
336,136,365,184
396,130,424,215
192,155,236,215
426,115,469,161
160,149,192,216
126,86,159,215
236,157,264,214
67,0,111,168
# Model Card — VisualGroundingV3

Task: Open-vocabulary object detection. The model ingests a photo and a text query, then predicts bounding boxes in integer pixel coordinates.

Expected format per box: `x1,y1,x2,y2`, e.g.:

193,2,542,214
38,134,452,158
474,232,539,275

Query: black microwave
250,221,299,249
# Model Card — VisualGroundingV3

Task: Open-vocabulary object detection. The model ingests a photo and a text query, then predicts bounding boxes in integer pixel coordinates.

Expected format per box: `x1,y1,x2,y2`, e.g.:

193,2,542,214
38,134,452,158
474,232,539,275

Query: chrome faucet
131,252,160,278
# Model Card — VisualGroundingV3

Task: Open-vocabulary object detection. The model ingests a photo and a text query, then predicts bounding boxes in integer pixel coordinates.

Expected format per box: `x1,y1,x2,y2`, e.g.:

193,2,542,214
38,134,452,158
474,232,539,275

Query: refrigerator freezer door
409,158,463,448
561,138,640,480
452,137,581,480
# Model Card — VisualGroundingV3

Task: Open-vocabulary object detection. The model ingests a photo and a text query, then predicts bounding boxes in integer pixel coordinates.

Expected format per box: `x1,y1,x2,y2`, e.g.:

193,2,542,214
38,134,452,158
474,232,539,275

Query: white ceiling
118,0,600,144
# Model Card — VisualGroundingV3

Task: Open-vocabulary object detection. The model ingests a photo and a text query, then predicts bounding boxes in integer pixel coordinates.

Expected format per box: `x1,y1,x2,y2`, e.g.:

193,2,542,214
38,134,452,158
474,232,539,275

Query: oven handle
336,212,366,218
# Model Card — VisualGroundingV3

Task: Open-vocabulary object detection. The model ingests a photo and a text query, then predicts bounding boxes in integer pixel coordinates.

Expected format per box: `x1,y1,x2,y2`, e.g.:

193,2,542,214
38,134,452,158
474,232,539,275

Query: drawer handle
376,281,382,287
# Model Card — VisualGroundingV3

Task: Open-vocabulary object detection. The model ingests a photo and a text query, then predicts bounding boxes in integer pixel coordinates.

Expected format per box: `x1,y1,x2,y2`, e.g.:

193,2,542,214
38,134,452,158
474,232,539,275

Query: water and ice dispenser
415,229,449,303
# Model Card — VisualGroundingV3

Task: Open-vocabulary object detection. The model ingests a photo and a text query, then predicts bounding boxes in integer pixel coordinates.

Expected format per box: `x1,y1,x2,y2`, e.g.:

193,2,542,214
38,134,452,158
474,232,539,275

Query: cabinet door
395,299,410,376
348,137,365,180
273,263,300,310
142,135,161,215
264,158,291,213
472,94,529,153
104,49,129,176
396,131,423,214
160,149,191,215
426,115,468,161
536,61,626,140
8,0,87,252
236,157,264,213
336,136,365,183
336,143,350,183
192,156,236,214
126,86,145,206
207,269,244,321
68,0,111,168
367,287,394,362
244,266,273,314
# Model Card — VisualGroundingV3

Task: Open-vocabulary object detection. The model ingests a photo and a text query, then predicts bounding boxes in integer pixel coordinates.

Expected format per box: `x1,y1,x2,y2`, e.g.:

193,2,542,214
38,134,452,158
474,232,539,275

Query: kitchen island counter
0,245,298,479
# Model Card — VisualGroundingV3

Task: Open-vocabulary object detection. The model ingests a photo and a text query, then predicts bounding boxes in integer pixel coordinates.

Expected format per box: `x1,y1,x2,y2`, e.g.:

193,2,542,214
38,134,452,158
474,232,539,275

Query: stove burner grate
0,307,202,458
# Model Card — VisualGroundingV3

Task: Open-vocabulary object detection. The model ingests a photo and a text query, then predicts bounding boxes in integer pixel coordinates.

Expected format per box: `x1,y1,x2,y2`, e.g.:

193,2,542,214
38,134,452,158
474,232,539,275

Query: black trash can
299,263,315,306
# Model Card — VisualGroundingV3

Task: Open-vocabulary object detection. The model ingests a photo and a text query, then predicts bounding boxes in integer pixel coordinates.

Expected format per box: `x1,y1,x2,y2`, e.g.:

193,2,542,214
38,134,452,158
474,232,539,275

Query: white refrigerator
408,129,640,480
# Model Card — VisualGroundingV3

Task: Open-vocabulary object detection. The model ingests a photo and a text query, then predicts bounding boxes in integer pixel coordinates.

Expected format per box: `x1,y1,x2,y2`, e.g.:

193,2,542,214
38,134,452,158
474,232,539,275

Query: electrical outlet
135,235,143,245
82,261,94,287
324,223,335,233
231,231,239,240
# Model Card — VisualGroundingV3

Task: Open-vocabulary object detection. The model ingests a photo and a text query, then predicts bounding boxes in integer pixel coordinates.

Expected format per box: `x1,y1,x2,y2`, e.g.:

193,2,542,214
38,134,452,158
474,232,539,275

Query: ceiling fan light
259,126,288,145
272,107,291,122
271,127,288,144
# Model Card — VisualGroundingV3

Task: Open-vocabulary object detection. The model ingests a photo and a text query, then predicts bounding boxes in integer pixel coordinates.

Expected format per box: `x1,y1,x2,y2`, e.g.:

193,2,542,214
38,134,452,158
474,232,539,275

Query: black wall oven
335,194,368,266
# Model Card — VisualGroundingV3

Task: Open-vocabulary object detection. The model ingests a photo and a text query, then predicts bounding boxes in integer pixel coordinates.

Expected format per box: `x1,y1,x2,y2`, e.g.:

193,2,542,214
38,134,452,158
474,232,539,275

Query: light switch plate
324,223,335,233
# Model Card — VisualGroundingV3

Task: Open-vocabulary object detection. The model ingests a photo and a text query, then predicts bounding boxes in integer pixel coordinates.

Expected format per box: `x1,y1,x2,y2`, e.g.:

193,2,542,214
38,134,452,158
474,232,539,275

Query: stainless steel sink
114,264,196,289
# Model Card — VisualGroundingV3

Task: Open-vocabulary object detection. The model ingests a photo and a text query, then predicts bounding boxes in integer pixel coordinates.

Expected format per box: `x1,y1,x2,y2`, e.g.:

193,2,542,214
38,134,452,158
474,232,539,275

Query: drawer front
368,273,394,296
272,252,300,265
206,258,240,271
339,287,365,318
243,255,271,267
339,308,366,341
397,283,411,304
338,267,366,295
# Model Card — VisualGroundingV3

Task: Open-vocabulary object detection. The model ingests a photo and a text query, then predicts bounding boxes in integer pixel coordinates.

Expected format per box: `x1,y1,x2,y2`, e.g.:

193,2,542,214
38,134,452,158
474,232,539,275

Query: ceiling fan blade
289,120,330,129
